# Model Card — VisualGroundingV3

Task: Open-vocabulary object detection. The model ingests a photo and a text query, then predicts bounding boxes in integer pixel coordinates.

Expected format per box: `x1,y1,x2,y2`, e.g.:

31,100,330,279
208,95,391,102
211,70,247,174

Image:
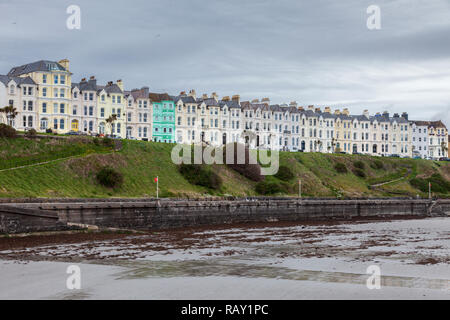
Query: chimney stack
261,97,270,105
211,92,218,100
308,105,314,110
334,109,341,115
188,89,196,99
81,78,86,82
363,109,369,118
401,112,408,120
343,108,349,115
222,96,230,101
202,93,208,99
116,79,123,91
251,98,260,103
232,94,240,104
289,101,297,108
324,106,331,113
58,59,70,71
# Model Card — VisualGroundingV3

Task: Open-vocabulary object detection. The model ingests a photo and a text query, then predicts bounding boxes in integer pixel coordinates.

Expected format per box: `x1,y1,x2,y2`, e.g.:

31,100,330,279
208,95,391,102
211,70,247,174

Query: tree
0,105,18,126
441,141,448,156
240,129,256,146
331,137,336,153
106,114,118,135
0,107,5,124
315,139,323,152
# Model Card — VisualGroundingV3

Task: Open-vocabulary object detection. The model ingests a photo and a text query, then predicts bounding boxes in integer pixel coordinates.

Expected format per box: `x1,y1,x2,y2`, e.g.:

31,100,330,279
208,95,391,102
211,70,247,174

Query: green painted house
149,93,175,143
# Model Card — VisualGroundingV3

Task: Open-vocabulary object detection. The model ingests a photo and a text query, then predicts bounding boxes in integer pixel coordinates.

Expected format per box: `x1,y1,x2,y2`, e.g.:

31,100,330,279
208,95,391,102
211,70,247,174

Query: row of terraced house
0,59,448,159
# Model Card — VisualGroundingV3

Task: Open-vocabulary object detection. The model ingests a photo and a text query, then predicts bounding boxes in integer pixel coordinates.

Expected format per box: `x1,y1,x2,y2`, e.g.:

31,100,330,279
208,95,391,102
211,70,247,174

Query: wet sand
0,217,449,299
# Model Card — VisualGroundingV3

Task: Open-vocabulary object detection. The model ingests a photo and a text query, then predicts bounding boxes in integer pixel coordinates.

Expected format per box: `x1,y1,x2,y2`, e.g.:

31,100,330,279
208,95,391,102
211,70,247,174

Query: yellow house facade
7,59,72,133
97,80,126,138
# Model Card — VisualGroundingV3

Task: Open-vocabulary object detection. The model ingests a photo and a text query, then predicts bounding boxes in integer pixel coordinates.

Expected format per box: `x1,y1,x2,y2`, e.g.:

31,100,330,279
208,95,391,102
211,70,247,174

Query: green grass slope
0,136,449,198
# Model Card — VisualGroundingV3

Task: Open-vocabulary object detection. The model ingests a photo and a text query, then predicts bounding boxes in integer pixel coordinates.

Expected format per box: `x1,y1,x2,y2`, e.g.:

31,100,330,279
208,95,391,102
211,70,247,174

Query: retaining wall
1,198,446,234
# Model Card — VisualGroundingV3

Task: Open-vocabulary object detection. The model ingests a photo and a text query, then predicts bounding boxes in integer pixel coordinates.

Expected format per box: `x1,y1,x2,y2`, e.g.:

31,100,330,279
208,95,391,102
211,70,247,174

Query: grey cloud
0,0,449,126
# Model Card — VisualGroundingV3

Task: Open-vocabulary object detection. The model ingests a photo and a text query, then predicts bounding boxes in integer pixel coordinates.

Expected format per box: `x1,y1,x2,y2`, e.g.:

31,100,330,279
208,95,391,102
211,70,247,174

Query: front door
71,120,79,131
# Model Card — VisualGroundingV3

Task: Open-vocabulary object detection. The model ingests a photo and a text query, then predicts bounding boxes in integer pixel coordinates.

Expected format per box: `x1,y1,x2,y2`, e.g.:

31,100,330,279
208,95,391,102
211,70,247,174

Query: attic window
46,63,58,70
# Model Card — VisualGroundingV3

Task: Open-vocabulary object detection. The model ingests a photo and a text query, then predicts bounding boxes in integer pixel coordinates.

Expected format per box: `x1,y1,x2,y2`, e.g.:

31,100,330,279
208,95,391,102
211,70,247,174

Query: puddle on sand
111,259,450,291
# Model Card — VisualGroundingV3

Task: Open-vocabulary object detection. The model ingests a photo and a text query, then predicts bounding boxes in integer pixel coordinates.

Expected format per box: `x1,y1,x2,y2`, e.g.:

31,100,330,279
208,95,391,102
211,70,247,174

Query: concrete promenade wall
0,205,70,234
2,198,447,233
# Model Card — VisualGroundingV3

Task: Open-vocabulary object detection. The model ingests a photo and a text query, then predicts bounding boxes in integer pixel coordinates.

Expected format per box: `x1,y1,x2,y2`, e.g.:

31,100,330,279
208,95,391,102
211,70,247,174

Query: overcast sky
1,0,449,125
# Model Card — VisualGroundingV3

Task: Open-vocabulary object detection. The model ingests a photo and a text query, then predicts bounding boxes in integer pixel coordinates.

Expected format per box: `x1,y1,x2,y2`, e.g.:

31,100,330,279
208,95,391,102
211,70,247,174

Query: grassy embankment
0,136,449,198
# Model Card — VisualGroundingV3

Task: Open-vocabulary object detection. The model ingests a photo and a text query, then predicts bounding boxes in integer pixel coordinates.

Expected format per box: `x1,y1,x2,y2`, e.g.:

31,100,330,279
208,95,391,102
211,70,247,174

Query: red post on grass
154,176,159,199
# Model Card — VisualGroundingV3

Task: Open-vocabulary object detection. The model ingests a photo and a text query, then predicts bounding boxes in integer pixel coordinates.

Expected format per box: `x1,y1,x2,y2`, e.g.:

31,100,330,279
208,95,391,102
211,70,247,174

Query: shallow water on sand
0,217,449,299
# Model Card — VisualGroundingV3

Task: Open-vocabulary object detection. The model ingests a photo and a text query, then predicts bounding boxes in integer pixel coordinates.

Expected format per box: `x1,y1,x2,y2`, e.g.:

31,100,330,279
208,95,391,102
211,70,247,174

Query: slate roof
269,104,283,112
202,98,219,107
219,100,241,109
8,60,68,77
97,83,123,94
412,120,447,129
0,74,36,86
172,95,198,105
72,79,98,92
130,87,150,100
321,112,336,119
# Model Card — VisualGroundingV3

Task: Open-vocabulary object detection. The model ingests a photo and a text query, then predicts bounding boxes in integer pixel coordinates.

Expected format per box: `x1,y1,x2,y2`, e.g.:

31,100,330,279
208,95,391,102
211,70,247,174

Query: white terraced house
0,75,38,131
411,121,429,159
124,86,152,140
0,59,448,159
